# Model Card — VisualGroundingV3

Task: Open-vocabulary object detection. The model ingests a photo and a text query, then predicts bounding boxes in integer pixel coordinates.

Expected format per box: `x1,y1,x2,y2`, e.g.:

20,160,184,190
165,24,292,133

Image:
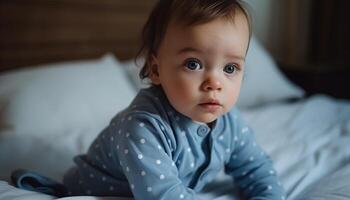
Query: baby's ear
149,55,161,85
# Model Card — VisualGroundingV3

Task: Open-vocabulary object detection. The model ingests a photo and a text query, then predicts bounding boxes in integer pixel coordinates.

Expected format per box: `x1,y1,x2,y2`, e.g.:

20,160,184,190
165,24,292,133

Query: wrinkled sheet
243,95,350,199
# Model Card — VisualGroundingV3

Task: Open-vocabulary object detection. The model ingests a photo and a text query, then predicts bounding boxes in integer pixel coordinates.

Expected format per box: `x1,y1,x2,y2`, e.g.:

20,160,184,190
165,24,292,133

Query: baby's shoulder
220,107,251,135
108,100,175,152
224,106,243,122
130,86,170,116
110,86,169,123
111,107,165,132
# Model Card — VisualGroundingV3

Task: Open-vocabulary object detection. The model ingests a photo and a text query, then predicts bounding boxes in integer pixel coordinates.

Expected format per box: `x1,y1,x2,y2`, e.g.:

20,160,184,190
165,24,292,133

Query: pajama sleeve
115,113,204,200
225,110,285,200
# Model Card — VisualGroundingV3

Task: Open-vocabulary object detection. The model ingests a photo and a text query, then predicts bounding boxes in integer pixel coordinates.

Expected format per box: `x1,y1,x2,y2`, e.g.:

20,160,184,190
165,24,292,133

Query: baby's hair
136,0,252,80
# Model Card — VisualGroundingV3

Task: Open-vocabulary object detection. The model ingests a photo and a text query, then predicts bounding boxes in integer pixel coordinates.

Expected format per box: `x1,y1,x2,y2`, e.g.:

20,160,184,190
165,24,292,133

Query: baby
63,0,286,199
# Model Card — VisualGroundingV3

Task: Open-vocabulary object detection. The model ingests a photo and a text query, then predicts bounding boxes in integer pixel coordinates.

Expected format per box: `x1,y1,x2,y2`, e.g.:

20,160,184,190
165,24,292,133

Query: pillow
0,54,137,137
236,36,305,108
121,58,147,90
121,36,305,109
0,54,137,181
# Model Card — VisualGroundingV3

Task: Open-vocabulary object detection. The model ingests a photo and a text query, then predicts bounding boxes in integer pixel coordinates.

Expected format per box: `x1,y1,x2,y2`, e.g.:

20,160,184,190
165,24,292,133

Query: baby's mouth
198,100,222,111
199,99,220,105
199,102,220,106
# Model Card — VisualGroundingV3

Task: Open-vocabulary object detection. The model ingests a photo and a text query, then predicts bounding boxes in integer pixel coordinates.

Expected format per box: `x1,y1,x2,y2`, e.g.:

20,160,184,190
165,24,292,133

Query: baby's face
150,12,249,123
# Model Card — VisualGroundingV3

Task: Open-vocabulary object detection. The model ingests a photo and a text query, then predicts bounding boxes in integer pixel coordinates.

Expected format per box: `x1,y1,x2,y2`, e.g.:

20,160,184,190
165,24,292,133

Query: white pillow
236,36,305,108
0,54,137,137
0,54,138,181
121,58,148,90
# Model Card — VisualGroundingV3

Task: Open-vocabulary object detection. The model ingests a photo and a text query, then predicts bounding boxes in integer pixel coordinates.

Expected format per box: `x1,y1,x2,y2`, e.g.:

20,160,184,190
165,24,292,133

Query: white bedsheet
1,94,350,200
243,94,350,199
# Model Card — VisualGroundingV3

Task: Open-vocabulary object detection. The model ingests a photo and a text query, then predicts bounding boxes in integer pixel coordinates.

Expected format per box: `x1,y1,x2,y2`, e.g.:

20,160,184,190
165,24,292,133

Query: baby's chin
189,113,221,124
176,105,230,124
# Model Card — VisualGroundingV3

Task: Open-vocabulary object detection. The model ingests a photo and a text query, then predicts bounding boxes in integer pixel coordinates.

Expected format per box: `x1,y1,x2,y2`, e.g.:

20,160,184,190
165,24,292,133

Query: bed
1,1,350,200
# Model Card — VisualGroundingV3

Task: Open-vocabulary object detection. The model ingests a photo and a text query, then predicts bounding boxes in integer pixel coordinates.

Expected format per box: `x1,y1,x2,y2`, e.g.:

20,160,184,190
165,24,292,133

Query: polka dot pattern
65,88,285,198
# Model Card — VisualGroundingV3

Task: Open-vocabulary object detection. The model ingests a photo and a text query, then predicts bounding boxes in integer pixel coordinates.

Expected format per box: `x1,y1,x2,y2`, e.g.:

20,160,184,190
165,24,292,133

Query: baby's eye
223,64,238,74
185,59,202,70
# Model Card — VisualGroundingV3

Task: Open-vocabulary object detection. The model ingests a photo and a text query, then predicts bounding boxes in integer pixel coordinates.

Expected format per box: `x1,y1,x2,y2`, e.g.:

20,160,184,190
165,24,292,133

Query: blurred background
1,0,350,98
246,0,350,99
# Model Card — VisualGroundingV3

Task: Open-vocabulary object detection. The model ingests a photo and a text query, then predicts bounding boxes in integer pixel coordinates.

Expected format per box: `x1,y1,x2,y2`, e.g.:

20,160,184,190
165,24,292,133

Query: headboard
0,0,157,72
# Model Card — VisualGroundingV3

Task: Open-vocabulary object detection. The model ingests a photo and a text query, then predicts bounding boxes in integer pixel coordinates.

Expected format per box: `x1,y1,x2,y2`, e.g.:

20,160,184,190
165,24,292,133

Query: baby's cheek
226,92,240,109
166,88,192,113
175,83,197,100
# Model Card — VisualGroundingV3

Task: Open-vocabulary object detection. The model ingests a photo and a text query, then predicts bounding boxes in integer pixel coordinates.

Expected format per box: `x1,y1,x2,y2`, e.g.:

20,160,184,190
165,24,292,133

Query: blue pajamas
63,86,285,199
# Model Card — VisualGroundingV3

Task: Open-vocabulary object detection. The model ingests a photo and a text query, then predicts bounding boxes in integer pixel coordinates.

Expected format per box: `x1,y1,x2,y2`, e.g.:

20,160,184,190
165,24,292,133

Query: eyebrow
176,47,245,61
226,54,246,61
176,47,202,55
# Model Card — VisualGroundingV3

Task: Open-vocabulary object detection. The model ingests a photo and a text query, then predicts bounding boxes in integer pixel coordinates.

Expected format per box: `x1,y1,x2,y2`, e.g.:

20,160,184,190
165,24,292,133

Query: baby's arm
116,113,203,200
225,110,285,200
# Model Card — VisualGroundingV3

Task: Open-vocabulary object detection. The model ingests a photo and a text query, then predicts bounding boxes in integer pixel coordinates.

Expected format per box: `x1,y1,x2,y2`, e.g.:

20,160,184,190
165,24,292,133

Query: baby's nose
202,77,222,91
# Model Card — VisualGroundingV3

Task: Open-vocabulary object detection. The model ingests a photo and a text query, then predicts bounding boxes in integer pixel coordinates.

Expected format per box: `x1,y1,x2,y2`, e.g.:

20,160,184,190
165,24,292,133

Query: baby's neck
192,120,217,129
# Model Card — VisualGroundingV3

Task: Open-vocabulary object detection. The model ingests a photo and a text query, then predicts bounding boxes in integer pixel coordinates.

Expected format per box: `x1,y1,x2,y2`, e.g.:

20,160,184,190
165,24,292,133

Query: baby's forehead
168,10,249,35
169,8,248,32
159,15,249,59
173,3,247,24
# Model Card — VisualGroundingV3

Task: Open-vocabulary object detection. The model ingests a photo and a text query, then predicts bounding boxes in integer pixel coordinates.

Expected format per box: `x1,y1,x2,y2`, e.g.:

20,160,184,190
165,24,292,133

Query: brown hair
136,0,252,80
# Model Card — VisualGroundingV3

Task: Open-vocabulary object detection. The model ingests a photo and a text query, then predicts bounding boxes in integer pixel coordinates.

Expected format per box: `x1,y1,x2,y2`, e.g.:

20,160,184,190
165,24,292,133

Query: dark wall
0,0,156,72
309,0,350,67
